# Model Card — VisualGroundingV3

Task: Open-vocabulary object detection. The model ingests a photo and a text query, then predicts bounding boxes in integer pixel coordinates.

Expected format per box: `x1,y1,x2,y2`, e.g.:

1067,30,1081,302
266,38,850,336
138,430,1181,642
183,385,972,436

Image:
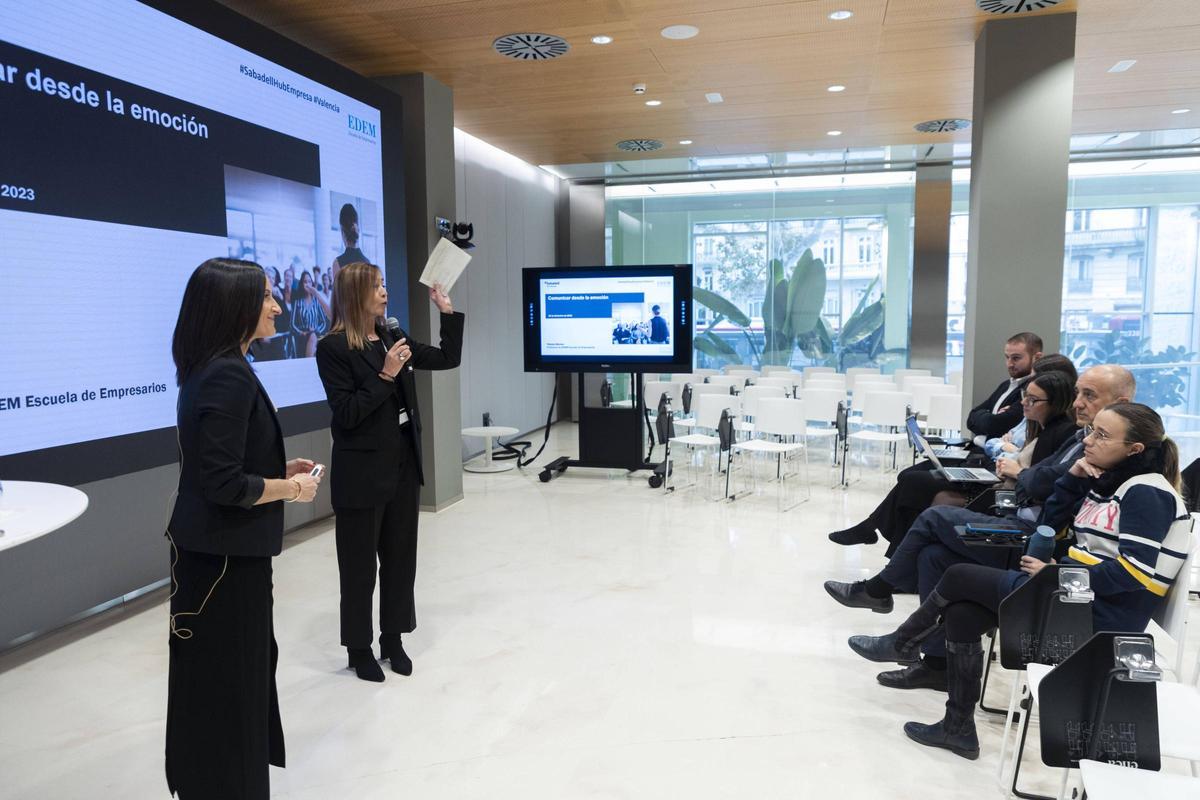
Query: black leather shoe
877,662,948,692
823,580,893,613
828,526,879,546
347,648,385,682
380,639,413,676
848,632,920,664
903,720,979,760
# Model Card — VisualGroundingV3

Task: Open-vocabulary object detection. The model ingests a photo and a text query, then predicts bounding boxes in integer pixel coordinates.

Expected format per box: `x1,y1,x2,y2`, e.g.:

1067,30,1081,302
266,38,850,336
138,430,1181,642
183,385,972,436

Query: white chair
643,381,683,415
899,374,944,395
845,366,880,381
740,385,786,431
948,370,964,388
802,365,835,377
756,376,799,396
724,365,758,375
693,368,719,379
805,373,846,389
675,383,733,430
668,393,738,497
850,374,894,395
911,382,960,417
762,366,799,377
846,390,911,474
926,393,964,437
732,398,810,509
799,387,847,464
1078,760,1200,800
706,375,746,393
892,368,933,384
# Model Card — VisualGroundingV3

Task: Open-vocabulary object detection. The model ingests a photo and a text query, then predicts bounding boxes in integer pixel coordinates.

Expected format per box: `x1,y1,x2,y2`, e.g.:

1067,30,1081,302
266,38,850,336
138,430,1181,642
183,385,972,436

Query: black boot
828,522,878,546
824,580,893,613
380,638,413,676
902,640,983,760
347,647,385,682
847,590,946,663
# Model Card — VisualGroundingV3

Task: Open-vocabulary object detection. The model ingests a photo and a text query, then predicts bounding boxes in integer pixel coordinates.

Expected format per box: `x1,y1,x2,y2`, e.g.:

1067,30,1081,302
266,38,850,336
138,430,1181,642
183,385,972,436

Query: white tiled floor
0,424,1196,798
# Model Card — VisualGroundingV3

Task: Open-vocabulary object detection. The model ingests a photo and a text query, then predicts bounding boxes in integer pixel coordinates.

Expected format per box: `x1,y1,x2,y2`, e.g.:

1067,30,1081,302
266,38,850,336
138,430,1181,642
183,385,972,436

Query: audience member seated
966,331,1043,444
823,364,1136,690
843,403,1192,760
829,352,1076,552
982,353,1078,462
991,371,1078,488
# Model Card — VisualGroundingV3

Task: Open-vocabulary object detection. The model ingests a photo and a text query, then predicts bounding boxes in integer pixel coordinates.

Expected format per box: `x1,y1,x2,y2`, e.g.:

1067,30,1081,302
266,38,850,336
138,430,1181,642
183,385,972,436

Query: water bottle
1026,524,1056,562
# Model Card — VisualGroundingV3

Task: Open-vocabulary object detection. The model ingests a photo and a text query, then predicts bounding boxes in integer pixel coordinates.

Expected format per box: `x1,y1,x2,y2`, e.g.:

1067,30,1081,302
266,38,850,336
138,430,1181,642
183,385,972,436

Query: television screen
522,266,693,373
0,0,405,483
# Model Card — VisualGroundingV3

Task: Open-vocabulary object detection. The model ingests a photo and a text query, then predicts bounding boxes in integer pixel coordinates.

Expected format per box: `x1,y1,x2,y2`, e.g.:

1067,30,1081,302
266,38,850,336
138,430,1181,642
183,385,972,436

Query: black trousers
333,442,422,650
866,462,966,556
166,548,283,800
935,563,1027,643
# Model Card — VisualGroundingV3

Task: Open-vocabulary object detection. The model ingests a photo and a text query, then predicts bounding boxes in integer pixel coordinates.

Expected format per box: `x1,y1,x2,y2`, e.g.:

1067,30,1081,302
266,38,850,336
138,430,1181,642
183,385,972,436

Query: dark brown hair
1103,402,1180,490
339,202,359,246
171,258,265,385
1007,331,1044,354
1024,370,1076,443
1032,353,1077,384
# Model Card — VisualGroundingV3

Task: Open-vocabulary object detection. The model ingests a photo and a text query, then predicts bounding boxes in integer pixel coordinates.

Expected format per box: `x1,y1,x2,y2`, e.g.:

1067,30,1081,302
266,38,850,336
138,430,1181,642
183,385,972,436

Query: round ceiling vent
914,119,972,133
492,33,570,61
616,139,664,152
976,0,1063,13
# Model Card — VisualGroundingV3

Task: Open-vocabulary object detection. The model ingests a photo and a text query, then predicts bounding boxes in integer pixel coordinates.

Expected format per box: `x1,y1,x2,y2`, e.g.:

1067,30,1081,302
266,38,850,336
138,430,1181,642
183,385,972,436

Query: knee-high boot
902,640,983,760
847,590,947,664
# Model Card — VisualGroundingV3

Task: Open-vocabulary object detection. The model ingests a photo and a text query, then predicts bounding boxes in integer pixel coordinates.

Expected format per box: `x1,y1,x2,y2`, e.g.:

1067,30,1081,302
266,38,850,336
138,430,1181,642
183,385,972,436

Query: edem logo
348,115,376,138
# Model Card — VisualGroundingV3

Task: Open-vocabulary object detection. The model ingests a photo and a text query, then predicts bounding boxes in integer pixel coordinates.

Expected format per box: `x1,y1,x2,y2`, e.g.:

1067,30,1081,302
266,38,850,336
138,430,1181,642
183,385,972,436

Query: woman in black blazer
166,258,321,799
316,261,463,682
992,370,1078,484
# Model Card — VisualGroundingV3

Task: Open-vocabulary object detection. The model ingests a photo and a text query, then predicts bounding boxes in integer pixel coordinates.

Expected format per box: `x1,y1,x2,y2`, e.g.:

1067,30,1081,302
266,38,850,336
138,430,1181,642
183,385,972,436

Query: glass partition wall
607,172,917,373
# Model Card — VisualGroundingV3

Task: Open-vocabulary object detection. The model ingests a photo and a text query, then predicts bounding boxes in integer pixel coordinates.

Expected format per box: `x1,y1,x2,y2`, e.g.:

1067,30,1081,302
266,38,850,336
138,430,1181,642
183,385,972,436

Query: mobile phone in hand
310,464,325,478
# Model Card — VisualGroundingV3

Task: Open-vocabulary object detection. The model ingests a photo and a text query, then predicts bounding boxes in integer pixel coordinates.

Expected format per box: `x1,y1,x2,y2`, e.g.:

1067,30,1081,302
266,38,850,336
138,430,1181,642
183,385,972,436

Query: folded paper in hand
419,237,472,292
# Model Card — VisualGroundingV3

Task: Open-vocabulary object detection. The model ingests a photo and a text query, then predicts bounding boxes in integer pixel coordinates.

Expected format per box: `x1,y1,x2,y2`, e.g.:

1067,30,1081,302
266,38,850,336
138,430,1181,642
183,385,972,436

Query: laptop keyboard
944,467,981,481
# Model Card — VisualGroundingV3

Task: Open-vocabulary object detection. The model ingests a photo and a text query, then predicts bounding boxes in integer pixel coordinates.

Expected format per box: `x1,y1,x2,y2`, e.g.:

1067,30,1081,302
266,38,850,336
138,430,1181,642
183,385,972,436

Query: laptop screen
905,415,945,472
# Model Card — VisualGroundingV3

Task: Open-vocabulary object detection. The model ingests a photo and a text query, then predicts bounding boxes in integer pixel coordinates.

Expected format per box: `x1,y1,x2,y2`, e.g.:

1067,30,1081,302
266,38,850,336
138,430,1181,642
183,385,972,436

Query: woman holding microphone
166,258,322,798
316,261,463,682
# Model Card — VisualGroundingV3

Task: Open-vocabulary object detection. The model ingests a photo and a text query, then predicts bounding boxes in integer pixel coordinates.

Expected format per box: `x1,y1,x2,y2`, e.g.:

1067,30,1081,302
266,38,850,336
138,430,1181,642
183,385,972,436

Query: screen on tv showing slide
0,0,402,478
522,266,693,373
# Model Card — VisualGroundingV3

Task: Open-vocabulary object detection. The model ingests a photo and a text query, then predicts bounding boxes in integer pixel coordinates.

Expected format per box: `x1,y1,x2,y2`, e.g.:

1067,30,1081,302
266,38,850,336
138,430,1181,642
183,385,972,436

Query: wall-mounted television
522,265,693,373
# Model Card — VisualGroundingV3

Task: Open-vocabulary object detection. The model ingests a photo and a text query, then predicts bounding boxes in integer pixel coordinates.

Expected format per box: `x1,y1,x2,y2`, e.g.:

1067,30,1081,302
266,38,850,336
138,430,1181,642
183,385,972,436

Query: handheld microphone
385,317,414,371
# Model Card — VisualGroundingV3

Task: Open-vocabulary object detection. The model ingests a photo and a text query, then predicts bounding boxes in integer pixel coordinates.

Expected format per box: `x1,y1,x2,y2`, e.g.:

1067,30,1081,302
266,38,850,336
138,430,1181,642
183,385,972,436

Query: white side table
461,426,520,473
0,481,90,553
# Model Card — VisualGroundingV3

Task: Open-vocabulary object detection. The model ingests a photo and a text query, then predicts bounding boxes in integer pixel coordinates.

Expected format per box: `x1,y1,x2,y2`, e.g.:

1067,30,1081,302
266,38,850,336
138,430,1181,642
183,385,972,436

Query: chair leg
1008,696,1055,800
997,672,1026,784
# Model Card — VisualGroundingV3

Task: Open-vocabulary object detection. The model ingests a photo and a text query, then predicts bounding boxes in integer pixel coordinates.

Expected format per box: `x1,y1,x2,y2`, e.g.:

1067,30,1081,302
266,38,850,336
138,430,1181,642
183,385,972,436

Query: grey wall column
910,162,953,375
376,73,462,511
962,13,1075,426
555,181,607,421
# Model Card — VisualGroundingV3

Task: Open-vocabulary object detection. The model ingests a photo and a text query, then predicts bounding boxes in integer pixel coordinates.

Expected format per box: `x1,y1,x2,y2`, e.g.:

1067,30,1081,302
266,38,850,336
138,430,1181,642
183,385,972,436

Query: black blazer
169,356,286,557
966,378,1027,439
316,311,464,508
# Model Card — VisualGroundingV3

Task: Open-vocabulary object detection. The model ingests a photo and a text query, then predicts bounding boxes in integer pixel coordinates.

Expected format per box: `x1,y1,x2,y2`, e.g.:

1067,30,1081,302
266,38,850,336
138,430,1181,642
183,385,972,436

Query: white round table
0,481,89,553
461,426,520,473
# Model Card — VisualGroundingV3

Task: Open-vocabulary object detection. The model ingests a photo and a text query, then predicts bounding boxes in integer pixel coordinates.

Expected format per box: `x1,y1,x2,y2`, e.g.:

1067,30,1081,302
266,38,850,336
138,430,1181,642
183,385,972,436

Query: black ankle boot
902,640,983,760
828,522,878,546
347,647,385,682
380,638,413,676
847,590,946,663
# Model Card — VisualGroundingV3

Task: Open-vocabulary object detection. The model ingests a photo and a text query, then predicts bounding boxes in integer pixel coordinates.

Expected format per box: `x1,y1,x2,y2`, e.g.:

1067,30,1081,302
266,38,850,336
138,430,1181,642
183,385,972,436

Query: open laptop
905,416,998,484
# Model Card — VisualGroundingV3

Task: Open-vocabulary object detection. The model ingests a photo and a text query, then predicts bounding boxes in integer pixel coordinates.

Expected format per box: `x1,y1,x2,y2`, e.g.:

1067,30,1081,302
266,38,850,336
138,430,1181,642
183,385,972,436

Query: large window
607,172,914,371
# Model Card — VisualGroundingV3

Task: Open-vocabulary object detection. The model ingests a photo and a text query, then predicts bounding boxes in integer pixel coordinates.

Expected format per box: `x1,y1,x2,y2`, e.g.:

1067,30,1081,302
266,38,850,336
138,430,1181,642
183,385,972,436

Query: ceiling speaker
492,33,570,61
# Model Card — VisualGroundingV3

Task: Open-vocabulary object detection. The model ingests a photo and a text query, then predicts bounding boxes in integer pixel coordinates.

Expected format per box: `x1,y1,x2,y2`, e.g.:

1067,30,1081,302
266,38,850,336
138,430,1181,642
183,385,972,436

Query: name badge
398,410,410,426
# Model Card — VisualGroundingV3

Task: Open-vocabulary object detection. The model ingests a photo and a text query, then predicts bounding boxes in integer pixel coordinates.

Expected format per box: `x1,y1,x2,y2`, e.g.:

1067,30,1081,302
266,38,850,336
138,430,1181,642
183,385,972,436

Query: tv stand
538,373,657,482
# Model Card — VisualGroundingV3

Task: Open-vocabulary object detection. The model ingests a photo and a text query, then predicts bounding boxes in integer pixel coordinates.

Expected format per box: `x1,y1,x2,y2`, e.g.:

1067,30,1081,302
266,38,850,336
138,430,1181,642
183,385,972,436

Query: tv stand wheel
648,474,663,489
539,469,552,483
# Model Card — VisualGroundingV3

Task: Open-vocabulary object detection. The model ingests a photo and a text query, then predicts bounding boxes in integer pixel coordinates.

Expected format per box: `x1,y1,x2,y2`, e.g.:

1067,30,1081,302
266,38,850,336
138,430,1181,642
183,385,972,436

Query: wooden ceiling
217,0,1200,167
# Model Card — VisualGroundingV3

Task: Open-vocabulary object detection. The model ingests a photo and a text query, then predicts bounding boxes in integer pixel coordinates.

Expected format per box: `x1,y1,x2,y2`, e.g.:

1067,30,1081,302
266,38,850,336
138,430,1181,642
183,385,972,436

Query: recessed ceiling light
1108,60,1137,73
645,99,662,107
591,35,613,45
829,10,854,21
679,139,693,145
705,92,724,104
827,85,846,93
1171,108,1191,115
827,130,843,136
661,24,700,40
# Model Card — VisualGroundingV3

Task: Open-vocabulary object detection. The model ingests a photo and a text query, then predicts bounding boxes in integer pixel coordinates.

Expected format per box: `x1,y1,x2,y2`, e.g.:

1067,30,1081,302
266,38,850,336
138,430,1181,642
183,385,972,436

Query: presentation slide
540,275,675,358
0,0,386,458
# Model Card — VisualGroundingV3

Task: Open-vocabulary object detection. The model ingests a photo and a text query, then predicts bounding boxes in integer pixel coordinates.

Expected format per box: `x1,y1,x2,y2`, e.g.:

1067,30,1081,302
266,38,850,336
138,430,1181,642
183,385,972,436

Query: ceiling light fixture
645,99,662,107
827,130,843,136
679,139,693,144
660,24,700,40
977,0,1063,12
492,33,571,61
1171,108,1191,115
591,35,613,45
827,85,846,93
705,92,723,104
829,10,854,20
1108,60,1137,73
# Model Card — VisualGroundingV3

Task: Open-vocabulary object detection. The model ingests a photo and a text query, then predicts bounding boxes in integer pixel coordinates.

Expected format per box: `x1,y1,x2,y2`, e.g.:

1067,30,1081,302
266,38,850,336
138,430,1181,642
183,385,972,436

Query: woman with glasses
845,402,1193,760
991,371,1078,486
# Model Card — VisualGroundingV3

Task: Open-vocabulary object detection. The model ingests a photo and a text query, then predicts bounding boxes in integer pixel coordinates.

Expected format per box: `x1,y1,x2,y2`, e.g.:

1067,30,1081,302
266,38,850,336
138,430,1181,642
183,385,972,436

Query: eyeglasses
1084,426,1128,445
1020,393,1049,406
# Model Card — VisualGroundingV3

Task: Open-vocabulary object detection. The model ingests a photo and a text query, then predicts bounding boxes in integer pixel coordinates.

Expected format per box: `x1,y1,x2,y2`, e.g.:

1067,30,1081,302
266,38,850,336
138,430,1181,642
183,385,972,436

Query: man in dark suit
966,331,1043,443
649,305,669,344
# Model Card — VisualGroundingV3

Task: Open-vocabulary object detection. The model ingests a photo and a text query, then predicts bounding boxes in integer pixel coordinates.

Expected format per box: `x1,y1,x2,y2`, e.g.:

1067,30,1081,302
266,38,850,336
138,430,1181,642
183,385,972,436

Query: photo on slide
610,301,670,345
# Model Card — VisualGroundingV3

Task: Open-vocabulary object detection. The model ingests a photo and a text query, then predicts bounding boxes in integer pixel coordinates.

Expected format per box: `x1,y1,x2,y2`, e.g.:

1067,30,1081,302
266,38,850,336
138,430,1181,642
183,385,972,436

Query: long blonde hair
328,261,380,350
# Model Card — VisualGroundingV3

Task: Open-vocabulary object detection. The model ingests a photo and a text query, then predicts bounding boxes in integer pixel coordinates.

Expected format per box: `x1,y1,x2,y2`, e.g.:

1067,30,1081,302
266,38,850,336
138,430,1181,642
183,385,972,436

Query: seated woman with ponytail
845,402,1194,760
